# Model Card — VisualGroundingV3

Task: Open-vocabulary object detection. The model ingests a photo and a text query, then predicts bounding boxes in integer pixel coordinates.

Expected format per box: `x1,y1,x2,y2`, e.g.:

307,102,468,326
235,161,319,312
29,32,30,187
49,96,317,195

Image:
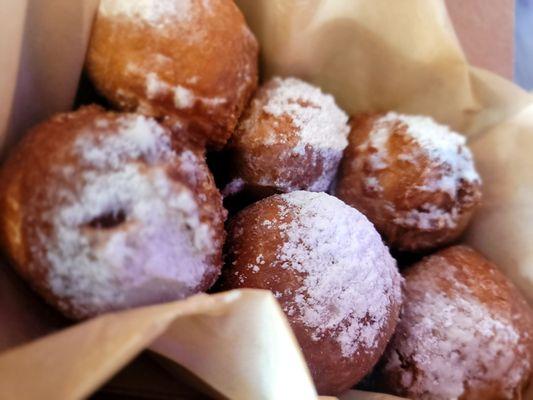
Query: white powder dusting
75,115,172,168
99,0,193,27
173,85,226,108
140,70,227,110
240,254,267,277
261,77,349,153
173,85,196,108
383,256,531,400
221,178,245,198
262,219,273,228
246,264,260,273
361,112,481,230
99,0,215,41
235,77,349,192
275,191,402,357
145,72,169,100
198,95,227,107
367,112,480,192
364,177,383,193
394,203,459,230
42,114,217,318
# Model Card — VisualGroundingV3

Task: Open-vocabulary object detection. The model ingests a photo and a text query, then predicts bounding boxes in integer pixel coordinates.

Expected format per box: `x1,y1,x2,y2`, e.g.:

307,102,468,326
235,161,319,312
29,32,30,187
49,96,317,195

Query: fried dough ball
225,77,350,198
0,106,226,319
86,0,259,149
219,191,402,395
336,112,482,253
378,246,533,400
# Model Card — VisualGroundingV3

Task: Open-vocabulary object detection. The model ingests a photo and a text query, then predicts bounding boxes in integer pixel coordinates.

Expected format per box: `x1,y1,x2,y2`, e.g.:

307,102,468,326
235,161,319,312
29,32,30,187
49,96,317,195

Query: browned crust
226,80,342,196
336,113,482,253
378,245,533,400
218,195,401,395
86,0,259,149
0,106,226,319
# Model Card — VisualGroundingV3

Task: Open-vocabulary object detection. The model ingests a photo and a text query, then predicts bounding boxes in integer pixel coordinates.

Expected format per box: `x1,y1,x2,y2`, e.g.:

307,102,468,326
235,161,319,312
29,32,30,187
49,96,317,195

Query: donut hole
337,113,482,252
376,246,533,399
220,192,402,394
87,209,127,229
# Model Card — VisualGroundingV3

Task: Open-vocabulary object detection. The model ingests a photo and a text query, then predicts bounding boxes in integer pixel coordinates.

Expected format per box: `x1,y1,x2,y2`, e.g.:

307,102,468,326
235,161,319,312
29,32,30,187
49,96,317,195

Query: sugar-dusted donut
378,246,533,400
86,0,258,149
226,77,350,198
219,191,402,395
336,112,482,252
0,106,226,319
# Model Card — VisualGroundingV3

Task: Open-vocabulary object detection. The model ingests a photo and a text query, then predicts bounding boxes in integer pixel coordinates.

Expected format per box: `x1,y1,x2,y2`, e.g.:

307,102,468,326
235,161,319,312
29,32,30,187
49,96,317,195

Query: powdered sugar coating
89,0,259,149
276,192,402,357
39,114,220,318
361,112,481,231
143,71,228,112
232,77,350,192
259,77,349,153
368,112,480,191
382,251,532,400
221,178,245,198
99,0,212,28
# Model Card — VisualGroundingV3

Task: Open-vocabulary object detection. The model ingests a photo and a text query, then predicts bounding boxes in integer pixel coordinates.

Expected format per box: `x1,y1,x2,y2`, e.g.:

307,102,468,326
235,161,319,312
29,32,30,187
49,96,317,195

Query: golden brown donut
335,112,482,253
225,77,350,198
219,191,402,395
378,245,533,400
86,0,259,149
0,106,226,319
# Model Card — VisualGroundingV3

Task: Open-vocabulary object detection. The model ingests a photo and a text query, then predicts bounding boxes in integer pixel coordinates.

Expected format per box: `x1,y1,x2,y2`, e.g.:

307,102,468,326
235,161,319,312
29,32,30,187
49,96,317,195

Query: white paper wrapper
0,290,320,399
0,0,531,399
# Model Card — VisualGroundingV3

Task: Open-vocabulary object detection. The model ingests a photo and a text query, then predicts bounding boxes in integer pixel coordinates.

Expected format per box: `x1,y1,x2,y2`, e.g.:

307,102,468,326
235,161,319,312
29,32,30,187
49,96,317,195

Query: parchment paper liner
0,0,531,399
